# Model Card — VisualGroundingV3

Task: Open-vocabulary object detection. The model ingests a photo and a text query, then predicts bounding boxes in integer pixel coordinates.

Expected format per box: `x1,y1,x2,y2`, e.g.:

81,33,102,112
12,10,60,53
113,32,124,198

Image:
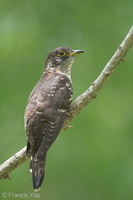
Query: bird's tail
30,155,46,191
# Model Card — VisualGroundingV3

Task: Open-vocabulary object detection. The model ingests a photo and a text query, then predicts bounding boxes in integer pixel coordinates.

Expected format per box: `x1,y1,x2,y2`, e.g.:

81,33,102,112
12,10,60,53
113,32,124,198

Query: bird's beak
69,49,84,56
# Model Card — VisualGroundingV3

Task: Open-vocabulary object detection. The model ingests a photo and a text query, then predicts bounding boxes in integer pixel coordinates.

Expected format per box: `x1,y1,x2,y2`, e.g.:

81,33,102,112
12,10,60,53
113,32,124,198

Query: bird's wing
25,72,73,158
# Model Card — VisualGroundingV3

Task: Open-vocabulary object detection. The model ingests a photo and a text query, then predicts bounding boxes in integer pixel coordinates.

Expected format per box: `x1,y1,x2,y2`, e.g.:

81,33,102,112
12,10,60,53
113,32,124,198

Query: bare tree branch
0,26,133,180
62,26,133,130
0,147,27,179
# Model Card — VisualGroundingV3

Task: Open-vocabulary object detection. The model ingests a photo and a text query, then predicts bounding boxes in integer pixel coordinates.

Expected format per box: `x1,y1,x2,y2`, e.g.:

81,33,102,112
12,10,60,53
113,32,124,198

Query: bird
24,47,84,191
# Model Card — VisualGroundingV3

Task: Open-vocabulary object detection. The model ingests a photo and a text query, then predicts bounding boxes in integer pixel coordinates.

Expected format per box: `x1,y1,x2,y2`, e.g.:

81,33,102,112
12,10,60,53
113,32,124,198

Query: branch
62,26,133,130
0,26,133,180
0,147,27,179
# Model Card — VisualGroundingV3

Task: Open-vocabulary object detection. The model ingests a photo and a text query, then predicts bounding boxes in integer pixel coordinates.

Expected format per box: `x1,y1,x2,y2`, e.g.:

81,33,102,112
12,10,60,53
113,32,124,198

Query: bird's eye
58,50,66,57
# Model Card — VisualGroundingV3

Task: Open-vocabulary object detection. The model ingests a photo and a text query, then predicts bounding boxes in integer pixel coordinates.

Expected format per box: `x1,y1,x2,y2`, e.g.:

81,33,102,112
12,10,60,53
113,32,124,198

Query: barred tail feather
30,156,46,191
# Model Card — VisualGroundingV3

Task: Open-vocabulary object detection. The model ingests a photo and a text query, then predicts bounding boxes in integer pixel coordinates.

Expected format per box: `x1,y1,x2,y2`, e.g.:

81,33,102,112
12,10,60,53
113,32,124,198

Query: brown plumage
24,47,84,191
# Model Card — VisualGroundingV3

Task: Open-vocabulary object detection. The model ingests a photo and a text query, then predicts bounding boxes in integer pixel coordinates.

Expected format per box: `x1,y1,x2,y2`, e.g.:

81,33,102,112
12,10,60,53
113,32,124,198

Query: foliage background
0,0,133,199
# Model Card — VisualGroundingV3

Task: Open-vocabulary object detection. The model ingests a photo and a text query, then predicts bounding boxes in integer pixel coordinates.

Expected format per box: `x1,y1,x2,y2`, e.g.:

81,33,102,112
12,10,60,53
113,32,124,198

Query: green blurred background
0,0,133,199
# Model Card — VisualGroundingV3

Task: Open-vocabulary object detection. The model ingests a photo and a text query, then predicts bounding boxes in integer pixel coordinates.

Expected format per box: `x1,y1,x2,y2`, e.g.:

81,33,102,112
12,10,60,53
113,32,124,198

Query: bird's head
45,47,84,76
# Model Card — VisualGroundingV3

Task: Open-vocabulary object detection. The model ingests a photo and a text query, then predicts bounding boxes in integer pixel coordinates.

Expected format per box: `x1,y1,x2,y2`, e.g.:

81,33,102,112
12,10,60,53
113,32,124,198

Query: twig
0,26,133,180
